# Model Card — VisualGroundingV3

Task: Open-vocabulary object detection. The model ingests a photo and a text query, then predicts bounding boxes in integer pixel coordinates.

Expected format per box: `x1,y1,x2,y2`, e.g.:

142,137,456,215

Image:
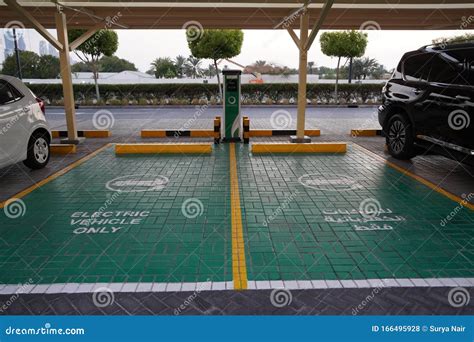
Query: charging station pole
222,70,242,142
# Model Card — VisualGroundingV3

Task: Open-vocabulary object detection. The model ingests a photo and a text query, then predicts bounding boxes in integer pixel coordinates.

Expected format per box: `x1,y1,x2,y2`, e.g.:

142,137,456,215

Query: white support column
55,11,80,143
296,12,309,141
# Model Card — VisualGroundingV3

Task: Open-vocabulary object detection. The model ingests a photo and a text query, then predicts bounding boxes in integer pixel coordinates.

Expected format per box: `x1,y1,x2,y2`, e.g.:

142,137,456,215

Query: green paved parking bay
238,145,474,282
0,143,472,287
0,145,232,285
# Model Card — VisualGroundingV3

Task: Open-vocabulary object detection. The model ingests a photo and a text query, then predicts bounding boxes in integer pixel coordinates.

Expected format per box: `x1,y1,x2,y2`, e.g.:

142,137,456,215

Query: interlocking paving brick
0,146,231,285
236,145,474,282
2,287,473,315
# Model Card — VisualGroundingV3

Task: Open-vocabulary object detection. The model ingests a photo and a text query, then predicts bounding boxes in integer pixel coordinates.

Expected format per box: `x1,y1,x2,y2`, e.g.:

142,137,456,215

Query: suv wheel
386,114,416,160
23,131,50,169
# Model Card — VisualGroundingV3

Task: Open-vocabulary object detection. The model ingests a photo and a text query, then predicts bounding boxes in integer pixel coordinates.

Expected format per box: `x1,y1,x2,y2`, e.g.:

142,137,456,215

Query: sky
4,28,472,73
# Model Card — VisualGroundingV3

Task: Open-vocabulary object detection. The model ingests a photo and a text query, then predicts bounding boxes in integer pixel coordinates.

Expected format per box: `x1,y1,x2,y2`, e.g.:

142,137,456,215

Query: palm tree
204,63,218,78
308,61,315,74
353,57,379,80
254,60,267,68
185,56,202,78
174,55,188,78
150,57,177,78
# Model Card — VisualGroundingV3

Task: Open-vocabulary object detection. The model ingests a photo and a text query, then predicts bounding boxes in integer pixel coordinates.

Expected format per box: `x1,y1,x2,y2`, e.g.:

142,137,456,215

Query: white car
0,75,51,170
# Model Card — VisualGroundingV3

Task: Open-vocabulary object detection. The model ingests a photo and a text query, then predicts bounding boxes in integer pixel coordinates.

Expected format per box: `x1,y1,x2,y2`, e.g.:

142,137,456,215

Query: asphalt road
45,106,381,137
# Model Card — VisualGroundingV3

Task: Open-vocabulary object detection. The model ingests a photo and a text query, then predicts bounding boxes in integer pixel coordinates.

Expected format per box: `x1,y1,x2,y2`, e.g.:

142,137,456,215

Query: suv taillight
36,97,45,114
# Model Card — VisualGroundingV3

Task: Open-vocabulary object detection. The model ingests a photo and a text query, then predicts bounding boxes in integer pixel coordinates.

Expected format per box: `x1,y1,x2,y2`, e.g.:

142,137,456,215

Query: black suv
378,41,473,165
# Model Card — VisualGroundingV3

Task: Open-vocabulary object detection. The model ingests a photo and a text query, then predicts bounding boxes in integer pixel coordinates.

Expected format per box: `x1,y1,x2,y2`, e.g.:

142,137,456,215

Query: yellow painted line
251,142,347,154
229,143,248,290
50,144,76,154
0,143,112,209
115,143,212,154
190,130,214,137
249,130,273,137
83,130,110,138
351,129,378,137
354,144,474,211
141,130,167,138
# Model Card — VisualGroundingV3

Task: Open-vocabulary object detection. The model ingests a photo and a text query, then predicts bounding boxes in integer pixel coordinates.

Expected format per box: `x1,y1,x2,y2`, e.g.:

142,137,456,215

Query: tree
174,55,188,78
2,51,40,78
308,61,315,74
37,55,60,78
320,30,367,102
203,63,218,78
352,57,378,80
187,29,244,99
150,57,177,78
100,55,137,72
68,29,119,100
2,51,60,79
71,61,91,72
185,56,202,78
432,33,474,45
72,55,136,73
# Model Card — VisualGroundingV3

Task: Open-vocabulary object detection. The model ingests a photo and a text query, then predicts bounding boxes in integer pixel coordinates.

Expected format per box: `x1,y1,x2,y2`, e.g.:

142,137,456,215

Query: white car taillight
36,97,45,114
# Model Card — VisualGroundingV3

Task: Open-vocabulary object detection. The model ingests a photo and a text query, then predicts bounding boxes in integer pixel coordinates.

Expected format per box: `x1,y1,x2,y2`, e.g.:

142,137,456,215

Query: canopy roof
0,0,472,29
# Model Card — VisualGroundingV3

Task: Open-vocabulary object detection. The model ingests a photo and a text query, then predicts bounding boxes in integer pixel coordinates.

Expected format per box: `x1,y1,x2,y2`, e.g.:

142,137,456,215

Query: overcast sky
6,29,472,72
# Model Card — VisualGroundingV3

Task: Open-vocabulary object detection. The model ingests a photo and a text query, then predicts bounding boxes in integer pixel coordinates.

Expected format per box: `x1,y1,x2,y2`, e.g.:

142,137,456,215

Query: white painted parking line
0,278,473,295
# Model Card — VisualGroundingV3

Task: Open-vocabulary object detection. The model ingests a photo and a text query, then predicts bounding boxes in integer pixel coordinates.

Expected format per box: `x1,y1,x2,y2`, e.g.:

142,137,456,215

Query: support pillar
294,12,310,142
55,11,81,144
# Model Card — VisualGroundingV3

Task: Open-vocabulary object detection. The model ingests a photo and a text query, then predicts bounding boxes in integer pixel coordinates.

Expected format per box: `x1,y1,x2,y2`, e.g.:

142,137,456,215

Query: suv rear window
429,53,463,84
0,80,24,105
428,48,473,86
403,53,432,82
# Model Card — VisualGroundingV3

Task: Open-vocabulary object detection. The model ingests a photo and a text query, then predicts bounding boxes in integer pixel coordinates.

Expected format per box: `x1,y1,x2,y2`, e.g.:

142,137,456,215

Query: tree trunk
348,57,353,84
92,62,100,101
335,56,341,104
214,59,222,102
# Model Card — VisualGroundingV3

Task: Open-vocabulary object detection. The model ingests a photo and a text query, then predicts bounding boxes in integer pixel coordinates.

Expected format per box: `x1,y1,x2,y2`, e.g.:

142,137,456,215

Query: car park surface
0,106,472,315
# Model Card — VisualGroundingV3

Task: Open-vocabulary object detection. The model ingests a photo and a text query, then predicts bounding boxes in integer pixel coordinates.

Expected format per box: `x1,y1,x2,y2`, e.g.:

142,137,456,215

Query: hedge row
26,83,384,105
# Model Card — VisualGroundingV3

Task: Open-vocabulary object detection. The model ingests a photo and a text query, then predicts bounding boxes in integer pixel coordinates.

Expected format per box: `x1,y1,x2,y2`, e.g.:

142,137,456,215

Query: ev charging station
222,70,242,142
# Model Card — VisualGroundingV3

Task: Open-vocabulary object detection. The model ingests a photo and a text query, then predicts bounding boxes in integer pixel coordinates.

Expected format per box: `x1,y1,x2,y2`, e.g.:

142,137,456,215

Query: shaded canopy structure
1,0,472,141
